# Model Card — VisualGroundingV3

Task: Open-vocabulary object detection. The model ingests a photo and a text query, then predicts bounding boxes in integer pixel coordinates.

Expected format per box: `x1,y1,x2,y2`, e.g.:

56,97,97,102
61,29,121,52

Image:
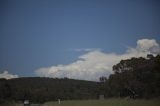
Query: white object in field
58,99,61,104
24,100,30,104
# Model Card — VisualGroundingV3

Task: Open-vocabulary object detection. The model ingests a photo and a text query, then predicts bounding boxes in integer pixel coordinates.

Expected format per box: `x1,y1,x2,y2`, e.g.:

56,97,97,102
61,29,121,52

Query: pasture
44,99,160,106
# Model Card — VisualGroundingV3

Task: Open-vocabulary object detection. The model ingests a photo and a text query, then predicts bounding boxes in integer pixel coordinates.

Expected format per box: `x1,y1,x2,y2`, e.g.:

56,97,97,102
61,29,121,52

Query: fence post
58,99,61,104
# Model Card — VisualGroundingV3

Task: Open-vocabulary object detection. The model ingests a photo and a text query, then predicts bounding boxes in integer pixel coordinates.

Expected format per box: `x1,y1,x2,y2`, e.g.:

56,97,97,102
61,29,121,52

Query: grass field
44,99,160,106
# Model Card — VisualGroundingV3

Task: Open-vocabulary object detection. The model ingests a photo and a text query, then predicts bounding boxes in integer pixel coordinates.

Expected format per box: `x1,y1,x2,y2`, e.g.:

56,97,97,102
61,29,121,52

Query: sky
0,0,160,81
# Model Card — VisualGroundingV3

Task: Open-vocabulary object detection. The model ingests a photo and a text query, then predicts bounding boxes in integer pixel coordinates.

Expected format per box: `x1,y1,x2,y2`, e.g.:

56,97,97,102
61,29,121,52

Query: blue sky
0,0,160,80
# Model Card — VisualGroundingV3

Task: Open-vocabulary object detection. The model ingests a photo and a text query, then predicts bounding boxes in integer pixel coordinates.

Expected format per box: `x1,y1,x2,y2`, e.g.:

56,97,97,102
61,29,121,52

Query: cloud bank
35,39,160,81
0,71,19,79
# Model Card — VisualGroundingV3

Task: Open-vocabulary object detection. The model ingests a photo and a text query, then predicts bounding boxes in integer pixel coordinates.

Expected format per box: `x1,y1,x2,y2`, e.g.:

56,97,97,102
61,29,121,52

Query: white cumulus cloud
0,71,19,79
35,39,160,81
136,39,160,53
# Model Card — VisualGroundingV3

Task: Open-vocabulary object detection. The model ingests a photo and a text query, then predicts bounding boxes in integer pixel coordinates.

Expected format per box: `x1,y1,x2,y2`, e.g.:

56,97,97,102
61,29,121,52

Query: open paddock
44,99,160,106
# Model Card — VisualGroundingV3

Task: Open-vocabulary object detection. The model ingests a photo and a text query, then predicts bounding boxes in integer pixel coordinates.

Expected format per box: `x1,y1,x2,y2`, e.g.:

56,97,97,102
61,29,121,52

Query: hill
0,77,99,103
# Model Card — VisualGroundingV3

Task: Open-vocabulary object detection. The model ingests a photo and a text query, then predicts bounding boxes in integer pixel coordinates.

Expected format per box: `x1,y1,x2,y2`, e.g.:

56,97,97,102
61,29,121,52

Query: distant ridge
0,77,99,103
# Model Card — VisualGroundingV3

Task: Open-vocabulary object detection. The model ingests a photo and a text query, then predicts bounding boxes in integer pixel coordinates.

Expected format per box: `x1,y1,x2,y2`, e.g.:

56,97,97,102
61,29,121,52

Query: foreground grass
44,99,160,106
0,101,19,106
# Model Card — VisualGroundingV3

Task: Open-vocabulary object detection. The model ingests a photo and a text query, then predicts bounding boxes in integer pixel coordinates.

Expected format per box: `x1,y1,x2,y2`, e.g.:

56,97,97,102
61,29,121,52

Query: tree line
101,54,160,99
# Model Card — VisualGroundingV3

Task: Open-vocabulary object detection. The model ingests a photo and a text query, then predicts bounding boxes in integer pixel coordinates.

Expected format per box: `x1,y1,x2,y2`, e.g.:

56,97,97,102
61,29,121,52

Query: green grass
0,101,19,106
44,99,160,106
